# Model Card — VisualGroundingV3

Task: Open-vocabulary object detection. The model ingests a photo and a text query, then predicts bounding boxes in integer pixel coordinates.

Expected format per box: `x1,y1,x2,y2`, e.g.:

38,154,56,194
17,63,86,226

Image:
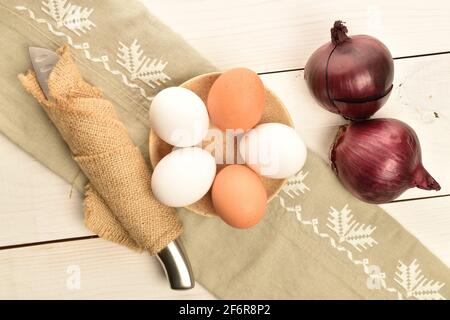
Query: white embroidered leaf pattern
344,223,377,251
135,58,170,88
116,39,145,78
282,171,310,198
41,0,95,35
327,205,377,251
116,39,170,89
327,205,354,239
62,5,96,36
395,260,445,300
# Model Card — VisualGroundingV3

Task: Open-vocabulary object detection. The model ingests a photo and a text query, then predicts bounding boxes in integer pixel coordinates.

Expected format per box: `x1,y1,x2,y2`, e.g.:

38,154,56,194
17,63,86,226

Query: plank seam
389,194,450,204
258,51,450,75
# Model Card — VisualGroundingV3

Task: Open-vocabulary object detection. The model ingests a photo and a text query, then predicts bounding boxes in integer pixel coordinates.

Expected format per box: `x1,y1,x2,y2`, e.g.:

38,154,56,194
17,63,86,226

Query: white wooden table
1,0,449,299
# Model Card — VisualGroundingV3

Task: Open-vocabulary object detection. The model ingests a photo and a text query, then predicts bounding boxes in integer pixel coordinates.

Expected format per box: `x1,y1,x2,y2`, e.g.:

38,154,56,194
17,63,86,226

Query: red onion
330,118,440,203
304,21,394,120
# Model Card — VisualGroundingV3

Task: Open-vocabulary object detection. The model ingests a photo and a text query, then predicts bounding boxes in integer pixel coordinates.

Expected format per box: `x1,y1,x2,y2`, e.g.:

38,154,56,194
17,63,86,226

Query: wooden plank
0,0,448,300
0,54,449,248
0,196,448,299
142,0,450,72
0,238,215,299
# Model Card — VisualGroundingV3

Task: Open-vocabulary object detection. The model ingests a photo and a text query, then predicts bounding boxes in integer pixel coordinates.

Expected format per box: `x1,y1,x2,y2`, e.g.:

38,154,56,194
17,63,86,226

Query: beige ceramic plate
149,72,294,217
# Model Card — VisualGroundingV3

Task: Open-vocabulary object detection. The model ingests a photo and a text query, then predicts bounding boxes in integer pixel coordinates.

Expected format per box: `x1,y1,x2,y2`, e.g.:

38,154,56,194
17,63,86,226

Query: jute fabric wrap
19,46,181,254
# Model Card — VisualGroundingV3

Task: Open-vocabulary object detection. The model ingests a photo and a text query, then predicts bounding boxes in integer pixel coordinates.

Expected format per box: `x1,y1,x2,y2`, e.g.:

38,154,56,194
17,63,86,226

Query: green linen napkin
0,0,448,299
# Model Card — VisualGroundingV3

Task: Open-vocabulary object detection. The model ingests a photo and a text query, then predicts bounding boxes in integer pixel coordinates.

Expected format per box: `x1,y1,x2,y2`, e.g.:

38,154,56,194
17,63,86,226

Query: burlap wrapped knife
20,45,194,289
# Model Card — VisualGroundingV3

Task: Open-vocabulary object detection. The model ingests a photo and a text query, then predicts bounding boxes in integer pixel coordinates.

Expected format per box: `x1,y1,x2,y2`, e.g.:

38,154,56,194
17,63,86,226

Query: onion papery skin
330,119,440,203
304,21,394,120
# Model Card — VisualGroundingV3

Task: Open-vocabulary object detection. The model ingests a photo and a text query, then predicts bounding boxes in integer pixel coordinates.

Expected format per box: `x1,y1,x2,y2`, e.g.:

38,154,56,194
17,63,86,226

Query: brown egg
211,165,267,228
207,68,265,130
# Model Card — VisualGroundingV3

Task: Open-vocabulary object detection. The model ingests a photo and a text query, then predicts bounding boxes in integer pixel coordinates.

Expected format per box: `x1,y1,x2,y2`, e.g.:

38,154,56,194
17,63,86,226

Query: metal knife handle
156,238,195,290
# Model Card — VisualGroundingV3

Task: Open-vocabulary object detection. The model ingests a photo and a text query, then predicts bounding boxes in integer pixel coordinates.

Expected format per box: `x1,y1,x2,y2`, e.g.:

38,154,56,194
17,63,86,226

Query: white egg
149,87,209,147
151,147,216,207
239,123,307,179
